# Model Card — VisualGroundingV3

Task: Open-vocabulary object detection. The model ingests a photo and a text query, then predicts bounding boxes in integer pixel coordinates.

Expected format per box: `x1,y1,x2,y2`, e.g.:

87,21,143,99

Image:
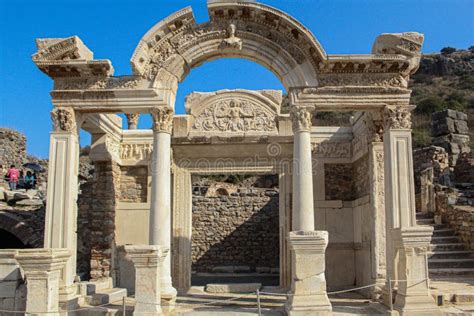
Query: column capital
125,113,140,130
150,107,173,133
16,248,71,274
290,106,312,133
51,107,77,133
382,105,414,130
125,245,169,268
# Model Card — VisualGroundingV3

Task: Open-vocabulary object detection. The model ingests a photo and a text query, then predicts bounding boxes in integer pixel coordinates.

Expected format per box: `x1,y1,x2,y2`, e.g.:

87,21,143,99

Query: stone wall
191,176,279,272
119,166,147,202
325,164,352,200
454,152,474,184
0,128,26,171
77,161,120,280
435,190,474,250
412,146,450,193
432,109,470,166
324,156,369,201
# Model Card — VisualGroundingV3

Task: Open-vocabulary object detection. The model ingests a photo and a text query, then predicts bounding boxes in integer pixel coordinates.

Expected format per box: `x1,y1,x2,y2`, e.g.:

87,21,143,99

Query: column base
125,245,168,316
160,285,177,313
391,227,442,316
59,283,80,311
286,231,332,314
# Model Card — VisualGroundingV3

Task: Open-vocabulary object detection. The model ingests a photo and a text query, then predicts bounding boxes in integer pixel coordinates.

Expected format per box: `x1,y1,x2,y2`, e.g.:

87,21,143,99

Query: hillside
410,47,474,148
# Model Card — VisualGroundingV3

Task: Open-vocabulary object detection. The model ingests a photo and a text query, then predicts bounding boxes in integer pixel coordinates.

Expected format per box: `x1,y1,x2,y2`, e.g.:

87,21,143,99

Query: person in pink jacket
6,165,20,190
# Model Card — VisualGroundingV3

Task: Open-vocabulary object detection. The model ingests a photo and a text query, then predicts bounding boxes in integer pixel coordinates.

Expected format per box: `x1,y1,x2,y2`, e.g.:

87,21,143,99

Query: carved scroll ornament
150,107,173,133
51,107,76,132
290,107,312,132
383,106,412,130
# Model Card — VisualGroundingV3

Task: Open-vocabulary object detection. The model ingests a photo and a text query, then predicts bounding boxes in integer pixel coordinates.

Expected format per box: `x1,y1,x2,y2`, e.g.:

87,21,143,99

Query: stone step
432,228,456,237
430,236,461,244
86,288,127,306
430,243,467,251
417,218,435,225
416,212,434,220
429,250,474,260
205,283,261,293
429,268,474,276
428,258,474,269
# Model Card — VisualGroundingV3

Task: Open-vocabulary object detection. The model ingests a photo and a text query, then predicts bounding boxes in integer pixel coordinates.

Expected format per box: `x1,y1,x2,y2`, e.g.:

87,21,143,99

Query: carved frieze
318,73,407,88
54,77,140,90
290,107,312,132
105,136,120,159
121,143,153,160
312,141,351,158
51,107,76,132
32,36,92,61
193,99,277,133
383,106,413,130
150,107,174,133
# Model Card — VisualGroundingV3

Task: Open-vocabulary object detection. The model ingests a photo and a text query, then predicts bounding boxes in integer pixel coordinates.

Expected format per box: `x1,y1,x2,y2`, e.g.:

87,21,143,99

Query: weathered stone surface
0,128,26,170
205,283,261,293
192,176,279,273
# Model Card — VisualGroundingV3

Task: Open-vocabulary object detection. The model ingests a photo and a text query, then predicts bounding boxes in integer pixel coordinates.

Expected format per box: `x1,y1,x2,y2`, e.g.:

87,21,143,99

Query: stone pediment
32,36,113,78
185,89,282,136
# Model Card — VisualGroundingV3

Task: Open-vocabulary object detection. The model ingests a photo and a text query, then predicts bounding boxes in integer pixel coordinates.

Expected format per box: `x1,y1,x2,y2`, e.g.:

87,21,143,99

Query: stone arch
131,2,326,94
0,212,43,248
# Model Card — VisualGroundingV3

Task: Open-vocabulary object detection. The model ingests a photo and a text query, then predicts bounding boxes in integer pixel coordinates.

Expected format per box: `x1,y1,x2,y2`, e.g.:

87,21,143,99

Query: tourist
25,171,36,190
6,165,20,190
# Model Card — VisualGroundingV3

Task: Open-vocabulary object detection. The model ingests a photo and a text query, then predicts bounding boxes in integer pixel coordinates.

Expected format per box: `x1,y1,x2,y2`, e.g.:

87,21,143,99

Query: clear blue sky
1,0,473,158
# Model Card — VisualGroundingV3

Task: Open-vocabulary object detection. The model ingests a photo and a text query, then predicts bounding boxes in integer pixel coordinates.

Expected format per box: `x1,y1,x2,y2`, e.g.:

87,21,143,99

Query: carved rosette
290,107,312,133
150,107,173,133
51,107,77,133
383,106,413,130
125,113,140,130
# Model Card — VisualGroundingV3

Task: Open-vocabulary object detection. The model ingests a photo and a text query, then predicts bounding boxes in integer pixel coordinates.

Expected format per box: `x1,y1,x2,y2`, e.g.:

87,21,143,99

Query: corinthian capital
382,106,414,130
150,107,173,133
290,106,312,133
51,107,77,133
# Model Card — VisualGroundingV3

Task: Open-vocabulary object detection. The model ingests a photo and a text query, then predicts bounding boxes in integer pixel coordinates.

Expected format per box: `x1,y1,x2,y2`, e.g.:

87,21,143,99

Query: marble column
125,245,168,316
382,106,441,315
126,113,140,130
15,249,70,316
287,106,331,315
149,107,177,308
44,107,80,302
291,106,315,231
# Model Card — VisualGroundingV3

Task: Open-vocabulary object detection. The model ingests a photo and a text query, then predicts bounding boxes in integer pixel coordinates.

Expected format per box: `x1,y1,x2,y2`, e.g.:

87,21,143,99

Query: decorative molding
290,107,312,133
51,107,76,132
318,73,407,88
150,107,174,133
192,99,277,133
383,106,413,130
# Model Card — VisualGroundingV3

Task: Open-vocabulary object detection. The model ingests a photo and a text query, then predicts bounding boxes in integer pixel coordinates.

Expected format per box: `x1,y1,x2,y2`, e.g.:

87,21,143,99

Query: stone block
205,283,261,293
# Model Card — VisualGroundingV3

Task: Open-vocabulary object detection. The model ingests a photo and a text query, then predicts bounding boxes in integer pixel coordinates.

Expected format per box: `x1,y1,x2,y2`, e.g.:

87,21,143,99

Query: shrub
441,47,457,55
415,95,446,114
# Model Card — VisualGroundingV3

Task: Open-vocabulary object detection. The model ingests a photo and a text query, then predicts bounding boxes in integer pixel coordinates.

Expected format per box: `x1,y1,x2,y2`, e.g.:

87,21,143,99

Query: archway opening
0,229,29,249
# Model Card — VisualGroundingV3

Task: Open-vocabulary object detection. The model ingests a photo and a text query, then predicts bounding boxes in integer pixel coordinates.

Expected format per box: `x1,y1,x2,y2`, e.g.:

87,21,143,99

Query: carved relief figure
51,107,76,132
312,141,351,158
193,99,276,133
121,143,153,160
220,23,242,50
